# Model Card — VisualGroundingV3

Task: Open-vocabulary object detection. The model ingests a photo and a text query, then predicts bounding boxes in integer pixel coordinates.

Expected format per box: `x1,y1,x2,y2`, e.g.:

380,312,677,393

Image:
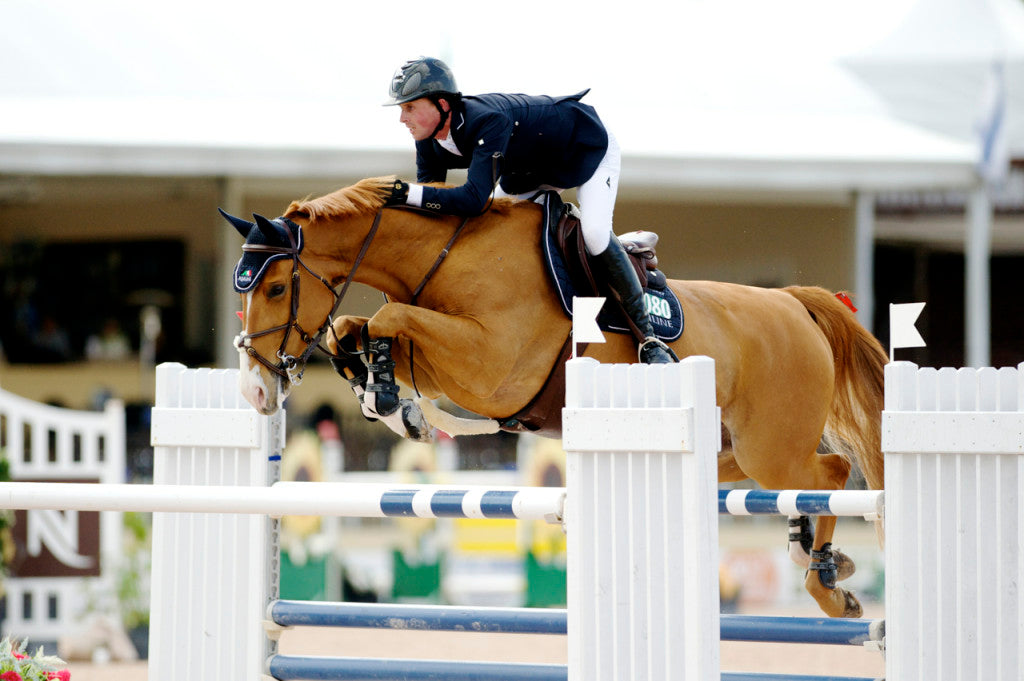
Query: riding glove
384,179,410,206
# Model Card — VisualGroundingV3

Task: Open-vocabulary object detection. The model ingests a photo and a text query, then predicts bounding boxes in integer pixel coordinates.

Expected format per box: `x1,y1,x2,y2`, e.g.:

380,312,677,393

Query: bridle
234,211,385,386
236,205,471,391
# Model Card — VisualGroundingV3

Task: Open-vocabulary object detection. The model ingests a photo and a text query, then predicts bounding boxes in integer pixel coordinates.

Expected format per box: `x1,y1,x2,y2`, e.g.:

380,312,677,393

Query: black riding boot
594,236,674,364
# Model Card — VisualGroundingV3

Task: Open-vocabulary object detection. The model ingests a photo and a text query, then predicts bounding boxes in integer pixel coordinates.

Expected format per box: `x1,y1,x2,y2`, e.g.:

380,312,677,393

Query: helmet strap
429,97,451,139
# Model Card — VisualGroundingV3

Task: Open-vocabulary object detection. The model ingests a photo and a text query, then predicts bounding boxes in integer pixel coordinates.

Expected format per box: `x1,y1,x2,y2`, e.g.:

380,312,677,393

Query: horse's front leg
365,302,511,401
325,315,433,443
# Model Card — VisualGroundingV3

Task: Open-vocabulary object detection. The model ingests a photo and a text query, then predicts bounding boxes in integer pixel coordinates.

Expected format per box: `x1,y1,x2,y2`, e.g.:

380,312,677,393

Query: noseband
235,211,385,385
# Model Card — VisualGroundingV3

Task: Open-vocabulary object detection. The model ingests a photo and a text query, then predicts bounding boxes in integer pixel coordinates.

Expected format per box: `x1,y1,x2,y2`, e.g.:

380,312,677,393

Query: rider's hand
384,179,409,206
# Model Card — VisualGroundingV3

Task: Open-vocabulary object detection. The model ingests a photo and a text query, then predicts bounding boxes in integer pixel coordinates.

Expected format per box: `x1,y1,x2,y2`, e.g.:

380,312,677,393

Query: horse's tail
784,286,888,490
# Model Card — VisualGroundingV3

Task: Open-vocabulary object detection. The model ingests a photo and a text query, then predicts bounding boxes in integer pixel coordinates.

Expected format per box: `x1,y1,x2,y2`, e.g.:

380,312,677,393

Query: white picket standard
562,356,721,681
147,362,283,681
882,361,1024,681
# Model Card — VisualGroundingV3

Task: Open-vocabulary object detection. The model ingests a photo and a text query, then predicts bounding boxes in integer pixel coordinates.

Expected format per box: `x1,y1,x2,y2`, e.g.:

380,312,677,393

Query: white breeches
493,131,621,256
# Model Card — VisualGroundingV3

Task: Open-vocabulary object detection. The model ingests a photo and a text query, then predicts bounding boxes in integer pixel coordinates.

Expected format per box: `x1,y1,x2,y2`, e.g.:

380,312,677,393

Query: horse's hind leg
797,452,863,618
739,434,862,617
804,514,862,618
789,515,856,581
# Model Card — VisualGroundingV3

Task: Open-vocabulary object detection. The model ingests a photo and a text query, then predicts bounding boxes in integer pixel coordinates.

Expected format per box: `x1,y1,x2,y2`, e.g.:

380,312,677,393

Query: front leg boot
329,335,379,422
364,335,400,418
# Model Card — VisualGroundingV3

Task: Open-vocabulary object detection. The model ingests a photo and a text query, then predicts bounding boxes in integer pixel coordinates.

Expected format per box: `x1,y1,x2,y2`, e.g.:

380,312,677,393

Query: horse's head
221,209,340,414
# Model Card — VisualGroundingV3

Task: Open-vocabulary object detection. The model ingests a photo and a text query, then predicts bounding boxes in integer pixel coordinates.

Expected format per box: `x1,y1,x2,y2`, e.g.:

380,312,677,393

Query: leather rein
235,208,470,387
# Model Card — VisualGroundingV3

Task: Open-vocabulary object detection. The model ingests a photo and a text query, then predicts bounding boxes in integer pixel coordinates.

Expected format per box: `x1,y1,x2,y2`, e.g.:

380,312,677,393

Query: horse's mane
284,176,520,222
285,176,393,221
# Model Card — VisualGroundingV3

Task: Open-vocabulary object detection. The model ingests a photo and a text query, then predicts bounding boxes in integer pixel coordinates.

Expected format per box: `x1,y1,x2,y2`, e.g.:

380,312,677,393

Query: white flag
890,302,926,352
572,297,606,344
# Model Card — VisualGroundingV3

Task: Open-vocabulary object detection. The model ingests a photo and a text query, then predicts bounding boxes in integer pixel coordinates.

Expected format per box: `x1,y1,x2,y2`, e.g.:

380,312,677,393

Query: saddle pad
540,205,684,343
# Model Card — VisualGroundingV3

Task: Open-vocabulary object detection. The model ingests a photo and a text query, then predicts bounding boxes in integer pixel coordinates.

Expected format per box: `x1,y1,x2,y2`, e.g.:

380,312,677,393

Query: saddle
539,192,683,343
553,200,666,299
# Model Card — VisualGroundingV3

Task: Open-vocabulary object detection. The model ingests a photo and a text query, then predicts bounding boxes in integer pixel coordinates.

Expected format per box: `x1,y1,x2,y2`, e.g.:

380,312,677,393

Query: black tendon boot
329,335,379,422
594,236,675,364
364,336,401,417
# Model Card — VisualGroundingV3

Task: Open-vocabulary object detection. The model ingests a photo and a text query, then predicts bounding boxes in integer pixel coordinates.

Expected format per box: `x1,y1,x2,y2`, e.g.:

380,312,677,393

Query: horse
224,176,888,620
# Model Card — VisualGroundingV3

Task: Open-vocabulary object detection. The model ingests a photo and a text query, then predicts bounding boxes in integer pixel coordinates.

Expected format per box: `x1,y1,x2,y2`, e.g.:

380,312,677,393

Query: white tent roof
840,0,1024,157
0,0,984,193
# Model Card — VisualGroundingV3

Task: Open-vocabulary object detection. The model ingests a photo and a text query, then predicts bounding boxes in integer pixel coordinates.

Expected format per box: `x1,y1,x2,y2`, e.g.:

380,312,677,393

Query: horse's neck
308,211,468,302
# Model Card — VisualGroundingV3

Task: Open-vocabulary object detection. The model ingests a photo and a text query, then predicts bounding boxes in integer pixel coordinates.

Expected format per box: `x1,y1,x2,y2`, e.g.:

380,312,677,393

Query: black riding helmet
384,57,460,138
384,56,459,106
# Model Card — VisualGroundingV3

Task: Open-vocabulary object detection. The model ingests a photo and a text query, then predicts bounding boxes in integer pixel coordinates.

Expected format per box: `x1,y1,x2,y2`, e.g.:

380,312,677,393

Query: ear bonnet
220,209,304,293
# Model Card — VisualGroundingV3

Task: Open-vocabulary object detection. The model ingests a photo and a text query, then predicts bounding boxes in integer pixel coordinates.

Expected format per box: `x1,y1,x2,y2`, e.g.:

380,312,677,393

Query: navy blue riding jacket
415,90,609,215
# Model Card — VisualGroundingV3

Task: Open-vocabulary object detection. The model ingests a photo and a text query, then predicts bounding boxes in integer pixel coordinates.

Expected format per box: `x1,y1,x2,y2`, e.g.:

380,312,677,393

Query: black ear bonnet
220,209,304,293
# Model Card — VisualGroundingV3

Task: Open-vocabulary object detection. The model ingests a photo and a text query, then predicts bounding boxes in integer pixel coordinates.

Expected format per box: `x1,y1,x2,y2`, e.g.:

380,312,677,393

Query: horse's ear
219,208,253,238
253,214,281,243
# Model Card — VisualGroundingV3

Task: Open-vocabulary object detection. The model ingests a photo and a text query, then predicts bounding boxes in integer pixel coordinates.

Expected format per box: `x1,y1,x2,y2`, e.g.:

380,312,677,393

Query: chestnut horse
225,176,888,619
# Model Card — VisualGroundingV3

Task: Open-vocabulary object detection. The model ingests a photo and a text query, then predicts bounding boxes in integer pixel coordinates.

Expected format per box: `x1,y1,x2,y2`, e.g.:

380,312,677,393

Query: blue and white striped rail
0,482,886,521
267,601,883,647
719,489,884,519
0,481,565,522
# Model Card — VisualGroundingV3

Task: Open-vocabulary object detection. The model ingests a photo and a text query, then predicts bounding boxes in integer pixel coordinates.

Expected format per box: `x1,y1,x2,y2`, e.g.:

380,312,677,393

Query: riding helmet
384,57,459,106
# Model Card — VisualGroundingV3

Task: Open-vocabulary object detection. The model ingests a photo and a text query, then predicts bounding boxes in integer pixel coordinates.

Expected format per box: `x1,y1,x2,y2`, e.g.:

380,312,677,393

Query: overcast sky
1,0,1008,161
3,0,908,99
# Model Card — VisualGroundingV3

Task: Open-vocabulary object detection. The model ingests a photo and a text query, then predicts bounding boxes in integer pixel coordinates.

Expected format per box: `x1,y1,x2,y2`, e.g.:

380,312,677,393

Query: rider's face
398,98,448,141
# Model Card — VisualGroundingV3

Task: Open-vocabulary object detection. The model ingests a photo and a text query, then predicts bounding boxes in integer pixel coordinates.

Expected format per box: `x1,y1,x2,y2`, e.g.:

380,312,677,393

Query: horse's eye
267,283,287,299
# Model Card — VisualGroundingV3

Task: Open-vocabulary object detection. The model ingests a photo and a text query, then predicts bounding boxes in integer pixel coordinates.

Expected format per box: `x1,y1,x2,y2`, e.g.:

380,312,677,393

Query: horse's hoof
833,548,856,581
839,588,863,618
813,588,863,619
401,399,434,442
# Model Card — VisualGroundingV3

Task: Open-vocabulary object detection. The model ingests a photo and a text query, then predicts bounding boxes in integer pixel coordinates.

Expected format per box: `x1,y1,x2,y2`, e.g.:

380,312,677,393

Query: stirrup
637,337,677,364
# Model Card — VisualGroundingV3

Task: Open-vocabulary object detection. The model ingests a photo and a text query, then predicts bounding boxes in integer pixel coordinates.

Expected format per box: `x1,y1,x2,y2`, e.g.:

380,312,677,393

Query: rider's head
385,57,460,141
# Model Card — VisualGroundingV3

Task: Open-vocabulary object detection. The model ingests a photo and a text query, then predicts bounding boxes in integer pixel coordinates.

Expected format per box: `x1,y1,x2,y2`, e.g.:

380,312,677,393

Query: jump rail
267,657,882,681
718,489,883,518
0,481,565,521
267,600,884,647
0,480,885,520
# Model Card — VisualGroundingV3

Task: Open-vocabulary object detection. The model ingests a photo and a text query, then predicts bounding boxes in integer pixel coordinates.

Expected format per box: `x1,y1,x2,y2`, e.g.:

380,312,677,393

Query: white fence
0,358,1022,681
0,385,124,644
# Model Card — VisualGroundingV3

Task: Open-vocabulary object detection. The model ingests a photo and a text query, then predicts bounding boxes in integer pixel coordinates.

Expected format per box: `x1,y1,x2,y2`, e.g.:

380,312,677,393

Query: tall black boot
593,236,675,364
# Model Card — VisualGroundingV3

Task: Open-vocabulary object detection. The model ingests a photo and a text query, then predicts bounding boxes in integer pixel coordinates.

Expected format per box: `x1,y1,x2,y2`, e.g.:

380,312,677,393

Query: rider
382,56,673,364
